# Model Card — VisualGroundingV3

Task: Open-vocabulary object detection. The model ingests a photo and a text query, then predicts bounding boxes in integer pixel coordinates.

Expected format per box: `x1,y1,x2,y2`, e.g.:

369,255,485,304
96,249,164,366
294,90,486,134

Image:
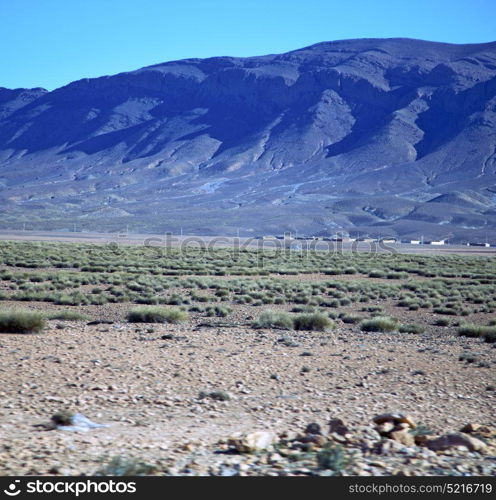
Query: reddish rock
373,413,416,429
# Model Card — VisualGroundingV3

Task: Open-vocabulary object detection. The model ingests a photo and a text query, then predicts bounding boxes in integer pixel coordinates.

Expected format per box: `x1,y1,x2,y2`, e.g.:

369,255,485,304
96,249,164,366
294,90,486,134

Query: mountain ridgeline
1,38,496,241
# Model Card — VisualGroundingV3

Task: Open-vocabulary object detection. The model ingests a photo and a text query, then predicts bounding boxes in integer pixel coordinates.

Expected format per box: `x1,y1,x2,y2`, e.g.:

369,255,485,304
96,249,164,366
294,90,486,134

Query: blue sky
1,0,495,90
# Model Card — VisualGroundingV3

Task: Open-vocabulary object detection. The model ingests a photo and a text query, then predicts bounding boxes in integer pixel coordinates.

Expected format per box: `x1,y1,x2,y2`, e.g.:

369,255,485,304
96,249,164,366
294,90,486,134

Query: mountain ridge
1,38,496,241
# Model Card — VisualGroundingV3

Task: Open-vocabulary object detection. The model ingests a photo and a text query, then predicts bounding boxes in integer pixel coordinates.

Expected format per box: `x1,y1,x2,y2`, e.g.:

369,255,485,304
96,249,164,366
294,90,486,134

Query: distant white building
430,240,446,245
410,240,421,244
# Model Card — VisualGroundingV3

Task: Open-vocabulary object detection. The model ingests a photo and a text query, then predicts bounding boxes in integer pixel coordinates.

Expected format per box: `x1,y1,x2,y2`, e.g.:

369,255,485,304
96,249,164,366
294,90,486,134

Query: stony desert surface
0,240,495,476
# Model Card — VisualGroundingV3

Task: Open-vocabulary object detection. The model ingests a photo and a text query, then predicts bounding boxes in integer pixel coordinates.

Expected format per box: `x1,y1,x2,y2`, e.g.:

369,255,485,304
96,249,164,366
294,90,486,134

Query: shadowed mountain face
1,38,496,241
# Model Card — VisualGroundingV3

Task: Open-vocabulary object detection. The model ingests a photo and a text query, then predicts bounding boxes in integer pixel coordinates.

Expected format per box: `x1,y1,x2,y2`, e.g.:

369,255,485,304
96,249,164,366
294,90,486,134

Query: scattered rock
373,439,410,455
459,423,495,438
228,431,277,453
299,434,328,447
372,413,417,448
426,433,487,453
51,410,74,427
54,413,108,432
305,422,322,435
373,413,416,429
219,464,240,476
198,390,231,402
460,423,482,433
328,418,351,437
375,422,395,435
390,430,416,447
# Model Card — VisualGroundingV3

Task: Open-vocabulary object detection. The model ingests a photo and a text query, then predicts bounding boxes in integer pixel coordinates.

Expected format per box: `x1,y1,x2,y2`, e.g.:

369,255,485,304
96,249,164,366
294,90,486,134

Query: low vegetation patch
359,316,398,332
1,241,496,344
0,308,46,333
293,312,334,332
127,306,188,324
434,318,450,327
340,313,362,324
253,311,334,331
47,310,91,321
253,311,294,330
205,305,231,317
316,443,355,473
457,324,496,343
95,456,157,476
399,323,425,334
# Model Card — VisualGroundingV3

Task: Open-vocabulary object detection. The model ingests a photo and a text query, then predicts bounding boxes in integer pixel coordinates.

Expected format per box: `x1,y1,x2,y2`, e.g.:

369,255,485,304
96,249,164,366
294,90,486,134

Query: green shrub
457,324,488,337
324,269,342,275
0,309,46,333
47,310,91,321
434,318,450,327
399,323,425,334
484,330,496,343
316,443,354,473
167,293,187,305
127,306,188,324
205,305,231,317
135,296,159,305
361,306,383,313
191,293,212,303
341,314,362,324
90,295,109,305
360,316,398,332
293,313,334,332
457,324,496,343
253,311,293,330
291,306,317,313
96,456,157,476
433,307,460,316
368,269,385,278
386,272,408,279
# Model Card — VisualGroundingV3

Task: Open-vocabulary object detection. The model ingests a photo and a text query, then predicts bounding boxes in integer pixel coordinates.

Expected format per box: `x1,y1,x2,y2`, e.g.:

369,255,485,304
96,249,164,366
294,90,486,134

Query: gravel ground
0,304,495,476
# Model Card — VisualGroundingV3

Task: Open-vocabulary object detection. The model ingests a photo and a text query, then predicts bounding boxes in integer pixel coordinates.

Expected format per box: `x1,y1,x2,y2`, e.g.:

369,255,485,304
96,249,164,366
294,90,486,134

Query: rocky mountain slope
1,38,496,241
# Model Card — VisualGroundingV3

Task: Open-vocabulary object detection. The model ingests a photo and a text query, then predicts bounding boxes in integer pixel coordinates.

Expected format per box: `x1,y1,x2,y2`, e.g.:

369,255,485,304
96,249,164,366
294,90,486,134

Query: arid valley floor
0,238,494,476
